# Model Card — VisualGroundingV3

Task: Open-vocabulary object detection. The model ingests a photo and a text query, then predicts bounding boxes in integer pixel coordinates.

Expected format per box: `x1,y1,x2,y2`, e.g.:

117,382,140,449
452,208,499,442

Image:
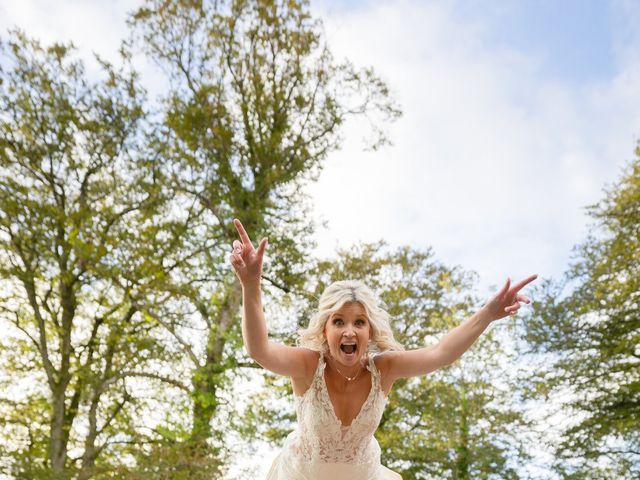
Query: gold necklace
331,360,365,382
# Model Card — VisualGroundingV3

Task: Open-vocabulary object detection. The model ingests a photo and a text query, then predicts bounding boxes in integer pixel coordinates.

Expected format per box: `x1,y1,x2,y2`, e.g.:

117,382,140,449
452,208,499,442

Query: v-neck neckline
321,355,376,429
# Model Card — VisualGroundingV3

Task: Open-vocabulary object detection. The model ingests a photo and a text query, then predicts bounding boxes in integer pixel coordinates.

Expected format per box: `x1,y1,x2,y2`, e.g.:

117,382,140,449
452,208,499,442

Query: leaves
0,30,179,479
1,1,402,477
517,147,640,478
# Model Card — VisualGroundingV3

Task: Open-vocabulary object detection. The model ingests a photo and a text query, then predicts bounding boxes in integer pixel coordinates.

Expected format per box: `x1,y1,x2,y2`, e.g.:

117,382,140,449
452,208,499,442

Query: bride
229,219,536,479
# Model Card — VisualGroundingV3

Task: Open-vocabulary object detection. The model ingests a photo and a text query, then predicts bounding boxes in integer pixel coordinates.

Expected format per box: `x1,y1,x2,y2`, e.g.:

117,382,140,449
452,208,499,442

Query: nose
343,324,356,336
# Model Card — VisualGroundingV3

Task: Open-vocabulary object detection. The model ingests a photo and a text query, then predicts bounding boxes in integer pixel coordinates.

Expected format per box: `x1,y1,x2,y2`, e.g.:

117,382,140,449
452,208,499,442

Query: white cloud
1,0,132,59
308,0,640,295
0,0,165,97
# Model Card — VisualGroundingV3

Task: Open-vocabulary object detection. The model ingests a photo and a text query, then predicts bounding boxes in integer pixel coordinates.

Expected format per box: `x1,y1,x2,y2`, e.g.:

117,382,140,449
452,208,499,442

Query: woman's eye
334,319,343,325
356,320,365,326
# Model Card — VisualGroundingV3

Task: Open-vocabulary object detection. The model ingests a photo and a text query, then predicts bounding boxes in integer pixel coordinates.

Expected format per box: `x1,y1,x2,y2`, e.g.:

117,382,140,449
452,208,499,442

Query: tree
516,146,640,479
0,31,175,479
0,0,400,475
239,242,531,479
126,0,400,472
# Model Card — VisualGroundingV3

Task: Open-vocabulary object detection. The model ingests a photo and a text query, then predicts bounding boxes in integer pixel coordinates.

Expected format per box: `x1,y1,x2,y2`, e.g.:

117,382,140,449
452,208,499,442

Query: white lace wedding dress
266,353,402,479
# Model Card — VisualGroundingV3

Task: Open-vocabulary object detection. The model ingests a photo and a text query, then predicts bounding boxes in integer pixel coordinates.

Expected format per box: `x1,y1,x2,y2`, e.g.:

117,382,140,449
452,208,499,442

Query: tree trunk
77,392,100,480
190,282,242,453
454,384,470,480
49,382,75,474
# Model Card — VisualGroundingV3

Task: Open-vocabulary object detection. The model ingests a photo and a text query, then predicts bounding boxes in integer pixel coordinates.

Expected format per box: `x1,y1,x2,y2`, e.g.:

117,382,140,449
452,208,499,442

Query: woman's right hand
230,219,267,287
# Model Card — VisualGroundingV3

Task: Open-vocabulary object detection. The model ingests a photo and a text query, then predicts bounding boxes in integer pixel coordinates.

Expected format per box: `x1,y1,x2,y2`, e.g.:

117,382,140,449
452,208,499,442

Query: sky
307,0,640,297
1,0,639,477
1,0,638,295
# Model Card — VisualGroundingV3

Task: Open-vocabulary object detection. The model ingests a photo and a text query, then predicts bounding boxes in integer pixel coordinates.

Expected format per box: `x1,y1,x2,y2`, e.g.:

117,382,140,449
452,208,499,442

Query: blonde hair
298,280,404,354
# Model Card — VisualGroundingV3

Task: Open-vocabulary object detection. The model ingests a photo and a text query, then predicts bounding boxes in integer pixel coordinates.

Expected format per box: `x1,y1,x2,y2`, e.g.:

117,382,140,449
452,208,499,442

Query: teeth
340,342,357,356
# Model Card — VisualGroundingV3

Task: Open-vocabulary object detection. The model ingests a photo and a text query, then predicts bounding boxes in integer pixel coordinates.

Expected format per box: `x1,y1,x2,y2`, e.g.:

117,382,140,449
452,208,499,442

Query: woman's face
324,301,371,367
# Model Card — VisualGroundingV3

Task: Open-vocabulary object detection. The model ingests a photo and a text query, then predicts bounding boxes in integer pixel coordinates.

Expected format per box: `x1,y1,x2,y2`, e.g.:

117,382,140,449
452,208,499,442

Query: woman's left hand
482,274,538,321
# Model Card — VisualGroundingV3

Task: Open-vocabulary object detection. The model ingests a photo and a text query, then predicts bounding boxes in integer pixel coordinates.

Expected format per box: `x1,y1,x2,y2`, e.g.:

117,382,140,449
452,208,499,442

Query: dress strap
315,352,326,378
366,354,380,389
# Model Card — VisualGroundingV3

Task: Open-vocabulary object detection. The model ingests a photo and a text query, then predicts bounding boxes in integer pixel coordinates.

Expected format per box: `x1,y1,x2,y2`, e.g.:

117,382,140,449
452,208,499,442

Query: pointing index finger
511,274,538,293
233,219,254,250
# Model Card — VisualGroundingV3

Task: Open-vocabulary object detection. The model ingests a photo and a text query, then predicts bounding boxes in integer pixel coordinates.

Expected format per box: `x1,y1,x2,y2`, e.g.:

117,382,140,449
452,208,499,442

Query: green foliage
103,439,223,480
1,0,401,477
517,146,640,478
128,0,401,299
0,30,178,478
126,0,401,470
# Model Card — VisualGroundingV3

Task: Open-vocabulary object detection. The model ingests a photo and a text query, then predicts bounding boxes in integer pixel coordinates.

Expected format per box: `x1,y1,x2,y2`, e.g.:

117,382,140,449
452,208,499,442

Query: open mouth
340,343,357,355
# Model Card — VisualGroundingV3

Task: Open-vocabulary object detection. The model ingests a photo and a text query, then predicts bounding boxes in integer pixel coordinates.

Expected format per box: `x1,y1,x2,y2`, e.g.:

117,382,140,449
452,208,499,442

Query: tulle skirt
266,451,402,480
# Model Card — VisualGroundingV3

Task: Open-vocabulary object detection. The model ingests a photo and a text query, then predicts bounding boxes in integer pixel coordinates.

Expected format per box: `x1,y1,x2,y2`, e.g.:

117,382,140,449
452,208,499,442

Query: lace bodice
285,353,388,465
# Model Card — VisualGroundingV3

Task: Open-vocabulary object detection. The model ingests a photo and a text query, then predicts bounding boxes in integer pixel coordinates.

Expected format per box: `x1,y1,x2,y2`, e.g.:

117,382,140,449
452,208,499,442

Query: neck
327,355,365,382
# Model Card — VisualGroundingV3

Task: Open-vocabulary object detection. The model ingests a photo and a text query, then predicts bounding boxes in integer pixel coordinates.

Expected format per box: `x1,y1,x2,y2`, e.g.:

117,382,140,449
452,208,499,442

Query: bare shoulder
372,351,393,374
289,348,321,396
372,351,396,395
293,347,321,379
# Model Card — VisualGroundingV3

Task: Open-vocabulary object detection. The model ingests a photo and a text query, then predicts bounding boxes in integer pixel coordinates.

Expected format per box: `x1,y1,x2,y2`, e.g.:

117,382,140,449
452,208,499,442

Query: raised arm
383,275,538,381
230,219,316,378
